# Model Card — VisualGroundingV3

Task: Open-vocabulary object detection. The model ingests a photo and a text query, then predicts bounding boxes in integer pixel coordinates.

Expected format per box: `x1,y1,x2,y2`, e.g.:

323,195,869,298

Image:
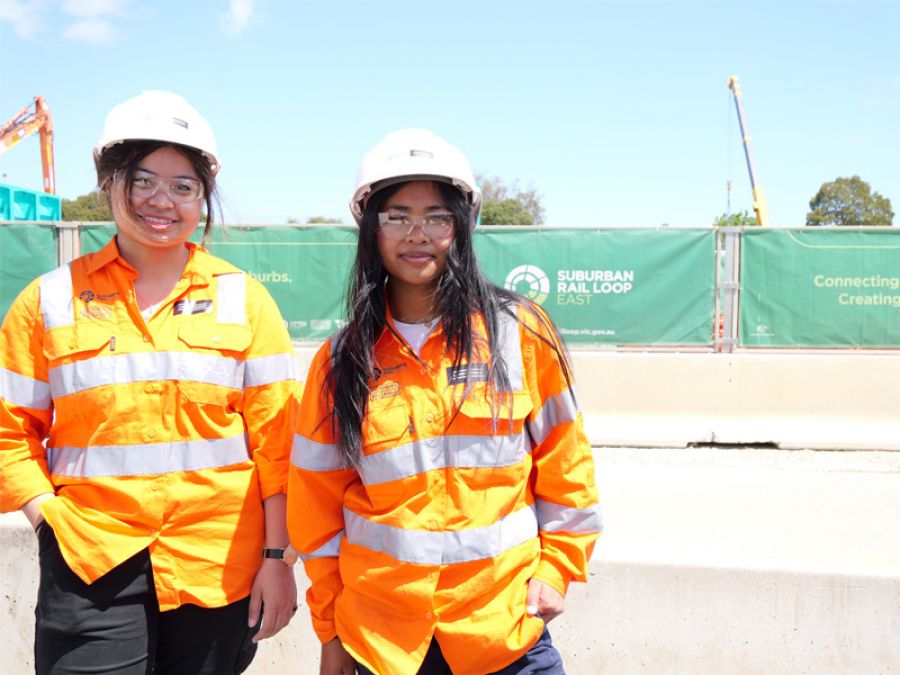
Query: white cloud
60,0,129,43
60,0,123,18
0,0,47,39
62,17,116,43
220,0,255,34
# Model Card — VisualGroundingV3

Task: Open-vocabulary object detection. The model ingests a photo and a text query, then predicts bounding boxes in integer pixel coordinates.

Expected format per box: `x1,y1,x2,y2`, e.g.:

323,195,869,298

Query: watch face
283,545,299,566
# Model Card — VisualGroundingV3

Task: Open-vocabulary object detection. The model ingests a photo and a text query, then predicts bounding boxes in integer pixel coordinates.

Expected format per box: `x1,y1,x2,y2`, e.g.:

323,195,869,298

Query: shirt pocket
42,325,115,425
456,386,533,433
42,325,111,363
362,395,411,451
454,388,534,488
176,323,251,406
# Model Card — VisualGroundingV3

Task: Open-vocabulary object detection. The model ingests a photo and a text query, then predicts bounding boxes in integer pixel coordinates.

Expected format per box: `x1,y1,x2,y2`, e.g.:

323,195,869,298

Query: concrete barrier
570,351,900,451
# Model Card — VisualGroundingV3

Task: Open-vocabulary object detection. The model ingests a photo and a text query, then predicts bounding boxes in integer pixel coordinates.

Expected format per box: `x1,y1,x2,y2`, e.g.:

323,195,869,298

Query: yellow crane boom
728,76,768,226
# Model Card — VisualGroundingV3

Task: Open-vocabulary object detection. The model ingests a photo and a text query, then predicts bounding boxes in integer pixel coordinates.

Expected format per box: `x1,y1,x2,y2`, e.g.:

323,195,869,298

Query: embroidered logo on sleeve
174,299,213,316
446,363,489,385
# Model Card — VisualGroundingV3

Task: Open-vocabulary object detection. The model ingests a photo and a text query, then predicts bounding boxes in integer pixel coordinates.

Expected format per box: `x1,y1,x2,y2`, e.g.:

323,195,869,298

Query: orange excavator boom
0,96,56,194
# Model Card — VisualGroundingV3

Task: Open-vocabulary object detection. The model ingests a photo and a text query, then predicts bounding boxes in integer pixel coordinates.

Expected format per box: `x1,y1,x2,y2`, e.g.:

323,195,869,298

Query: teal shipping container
0,182,62,221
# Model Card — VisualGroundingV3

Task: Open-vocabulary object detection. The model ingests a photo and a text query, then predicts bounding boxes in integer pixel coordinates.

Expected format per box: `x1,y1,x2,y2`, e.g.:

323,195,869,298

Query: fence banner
79,225,716,345
0,222,58,323
80,223,116,254
739,228,900,347
475,227,716,345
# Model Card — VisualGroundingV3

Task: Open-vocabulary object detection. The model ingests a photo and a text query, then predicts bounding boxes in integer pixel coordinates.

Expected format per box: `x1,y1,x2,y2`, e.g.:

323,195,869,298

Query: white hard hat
94,90,219,173
350,128,482,225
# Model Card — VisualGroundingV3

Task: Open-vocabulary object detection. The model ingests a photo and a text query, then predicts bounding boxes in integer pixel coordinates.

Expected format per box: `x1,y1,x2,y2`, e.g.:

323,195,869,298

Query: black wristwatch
262,545,298,567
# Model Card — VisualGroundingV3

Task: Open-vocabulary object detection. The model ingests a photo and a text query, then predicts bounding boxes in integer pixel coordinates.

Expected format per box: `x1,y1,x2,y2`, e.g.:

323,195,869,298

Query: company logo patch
504,264,550,305
80,305,112,319
79,290,95,303
370,380,400,400
446,363,489,385
173,299,213,316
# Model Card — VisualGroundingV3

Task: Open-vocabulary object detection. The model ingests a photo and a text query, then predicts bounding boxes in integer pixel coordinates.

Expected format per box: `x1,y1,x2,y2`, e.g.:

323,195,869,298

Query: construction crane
728,76,768,226
0,96,56,194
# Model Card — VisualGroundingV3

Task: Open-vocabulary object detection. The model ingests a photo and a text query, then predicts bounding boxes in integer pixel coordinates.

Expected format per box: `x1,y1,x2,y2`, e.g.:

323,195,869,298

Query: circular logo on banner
504,265,550,305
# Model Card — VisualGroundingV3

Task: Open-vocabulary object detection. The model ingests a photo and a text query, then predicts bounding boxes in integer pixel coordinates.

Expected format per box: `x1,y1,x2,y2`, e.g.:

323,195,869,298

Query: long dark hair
326,180,572,467
95,140,220,242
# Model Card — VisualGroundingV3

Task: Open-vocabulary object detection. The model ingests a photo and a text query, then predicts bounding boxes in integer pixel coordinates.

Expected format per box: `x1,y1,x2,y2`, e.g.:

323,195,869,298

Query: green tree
481,199,534,226
806,176,893,227
713,210,756,227
61,192,112,221
476,173,544,225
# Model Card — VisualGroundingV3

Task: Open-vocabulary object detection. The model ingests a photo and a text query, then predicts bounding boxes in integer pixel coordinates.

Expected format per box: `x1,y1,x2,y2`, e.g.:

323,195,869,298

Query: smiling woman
288,129,603,675
0,91,301,674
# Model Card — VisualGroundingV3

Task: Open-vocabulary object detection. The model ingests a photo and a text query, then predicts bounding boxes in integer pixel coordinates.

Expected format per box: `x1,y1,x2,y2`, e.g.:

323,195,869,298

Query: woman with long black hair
288,129,601,675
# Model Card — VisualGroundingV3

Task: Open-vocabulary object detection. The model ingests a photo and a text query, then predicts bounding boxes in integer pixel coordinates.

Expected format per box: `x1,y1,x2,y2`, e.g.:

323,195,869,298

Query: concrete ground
3,446,900,674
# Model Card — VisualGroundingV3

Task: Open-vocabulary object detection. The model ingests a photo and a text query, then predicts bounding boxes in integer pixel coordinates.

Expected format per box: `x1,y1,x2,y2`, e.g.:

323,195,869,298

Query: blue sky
1,0,897,227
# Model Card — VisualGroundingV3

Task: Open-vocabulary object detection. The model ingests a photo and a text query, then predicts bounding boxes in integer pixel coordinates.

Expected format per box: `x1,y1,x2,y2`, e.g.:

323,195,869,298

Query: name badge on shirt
446,363,489,385
174,299,213,316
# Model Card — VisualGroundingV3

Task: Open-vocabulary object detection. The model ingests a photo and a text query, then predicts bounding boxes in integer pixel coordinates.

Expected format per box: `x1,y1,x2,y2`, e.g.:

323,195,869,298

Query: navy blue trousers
356,627,566,675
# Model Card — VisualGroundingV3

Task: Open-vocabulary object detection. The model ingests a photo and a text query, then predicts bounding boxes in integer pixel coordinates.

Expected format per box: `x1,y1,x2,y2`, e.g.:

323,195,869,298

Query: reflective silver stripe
298,530,344,562
48,435,250,478
40,264,74,329
0,367,52,410
291,435,344,472
536,499,603,535
527,388,579,447
48,351,244,398
244,353,301,388
216,273,246,324
497,309,523,390
343,503,538,565
359,432,527,486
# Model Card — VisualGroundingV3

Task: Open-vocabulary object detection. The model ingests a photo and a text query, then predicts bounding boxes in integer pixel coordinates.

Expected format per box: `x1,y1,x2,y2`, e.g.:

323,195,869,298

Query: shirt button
425,611,433,620
143,335,151,342
147,429,156,439
213,335,221,343
425,412,434,423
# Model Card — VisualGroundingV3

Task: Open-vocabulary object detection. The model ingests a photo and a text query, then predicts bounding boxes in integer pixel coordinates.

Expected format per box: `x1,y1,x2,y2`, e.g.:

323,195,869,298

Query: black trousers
34,522,259,675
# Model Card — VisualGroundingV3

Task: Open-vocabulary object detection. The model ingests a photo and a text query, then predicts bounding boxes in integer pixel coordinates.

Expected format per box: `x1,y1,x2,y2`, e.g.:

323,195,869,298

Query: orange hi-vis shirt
288,303,602,675
0,239,299,610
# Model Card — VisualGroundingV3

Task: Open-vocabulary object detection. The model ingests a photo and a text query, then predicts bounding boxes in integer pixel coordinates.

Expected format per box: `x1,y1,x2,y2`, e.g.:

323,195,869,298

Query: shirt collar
83,238,237,288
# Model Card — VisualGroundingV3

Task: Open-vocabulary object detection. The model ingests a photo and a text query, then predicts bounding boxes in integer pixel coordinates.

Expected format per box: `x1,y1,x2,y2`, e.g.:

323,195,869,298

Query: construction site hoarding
0,222,58,321
739,228,900,348
475,227,716,346
79,224,716,344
